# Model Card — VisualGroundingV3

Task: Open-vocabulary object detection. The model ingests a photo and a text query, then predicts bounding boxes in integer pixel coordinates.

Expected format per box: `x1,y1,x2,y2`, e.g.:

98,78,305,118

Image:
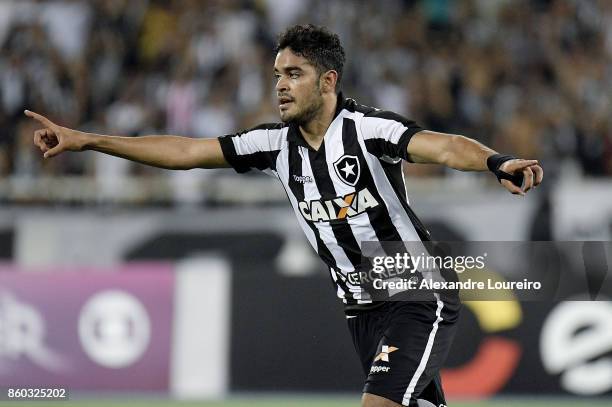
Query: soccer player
27,24,542,407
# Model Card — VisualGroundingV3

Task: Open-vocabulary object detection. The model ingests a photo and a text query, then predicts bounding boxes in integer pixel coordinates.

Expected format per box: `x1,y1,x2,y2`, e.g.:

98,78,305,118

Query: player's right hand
25,110,88,158
498,158,543,196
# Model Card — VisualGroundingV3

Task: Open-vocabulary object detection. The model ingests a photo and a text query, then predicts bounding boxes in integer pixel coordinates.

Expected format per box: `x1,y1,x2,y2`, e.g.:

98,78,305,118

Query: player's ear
320,70,338,93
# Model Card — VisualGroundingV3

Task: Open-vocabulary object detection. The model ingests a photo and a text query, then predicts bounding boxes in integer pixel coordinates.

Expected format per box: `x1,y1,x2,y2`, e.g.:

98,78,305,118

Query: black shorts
347,298,460,406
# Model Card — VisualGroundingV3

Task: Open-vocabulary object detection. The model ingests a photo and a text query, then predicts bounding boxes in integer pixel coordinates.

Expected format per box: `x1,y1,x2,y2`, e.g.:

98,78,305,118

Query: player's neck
298,93,337,151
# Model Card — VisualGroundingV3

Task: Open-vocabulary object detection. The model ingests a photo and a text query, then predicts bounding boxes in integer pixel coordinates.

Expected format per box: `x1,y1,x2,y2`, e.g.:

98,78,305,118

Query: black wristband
486,154,524,187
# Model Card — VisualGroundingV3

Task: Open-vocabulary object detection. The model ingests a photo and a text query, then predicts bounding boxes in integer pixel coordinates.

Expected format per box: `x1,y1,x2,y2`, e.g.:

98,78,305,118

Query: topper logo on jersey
333,154,360,186
298,188,379,222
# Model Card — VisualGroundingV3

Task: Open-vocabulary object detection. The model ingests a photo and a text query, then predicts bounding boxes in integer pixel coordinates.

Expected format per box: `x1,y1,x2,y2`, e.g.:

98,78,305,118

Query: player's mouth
278,96,294,110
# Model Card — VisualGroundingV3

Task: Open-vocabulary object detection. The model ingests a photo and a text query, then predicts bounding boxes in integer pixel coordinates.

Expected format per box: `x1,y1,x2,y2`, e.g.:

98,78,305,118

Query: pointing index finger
24,110,57,129
506,159,539,171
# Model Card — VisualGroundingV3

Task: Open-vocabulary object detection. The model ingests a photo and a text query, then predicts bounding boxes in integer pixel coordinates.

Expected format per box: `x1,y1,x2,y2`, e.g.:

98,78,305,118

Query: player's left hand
498,159,543,196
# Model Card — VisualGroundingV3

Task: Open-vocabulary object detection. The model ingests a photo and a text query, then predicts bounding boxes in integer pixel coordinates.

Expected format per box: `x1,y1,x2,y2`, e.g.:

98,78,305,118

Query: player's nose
275,76,289,93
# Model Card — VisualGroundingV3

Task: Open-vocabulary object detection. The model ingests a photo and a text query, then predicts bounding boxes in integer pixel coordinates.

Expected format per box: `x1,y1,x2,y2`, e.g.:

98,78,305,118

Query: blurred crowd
1,0,611,200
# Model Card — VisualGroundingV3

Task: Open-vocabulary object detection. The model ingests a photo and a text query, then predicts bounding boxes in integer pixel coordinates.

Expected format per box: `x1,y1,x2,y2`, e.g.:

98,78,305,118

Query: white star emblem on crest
341,162,355,177
333,155,360,186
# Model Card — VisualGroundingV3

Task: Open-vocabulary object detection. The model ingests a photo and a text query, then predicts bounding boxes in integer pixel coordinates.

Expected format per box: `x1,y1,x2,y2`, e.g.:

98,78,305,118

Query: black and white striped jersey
218,93,431,311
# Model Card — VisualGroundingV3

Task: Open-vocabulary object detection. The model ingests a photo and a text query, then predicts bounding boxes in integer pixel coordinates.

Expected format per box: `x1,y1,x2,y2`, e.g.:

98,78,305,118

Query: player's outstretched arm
406,130,543,196
25,110,230,170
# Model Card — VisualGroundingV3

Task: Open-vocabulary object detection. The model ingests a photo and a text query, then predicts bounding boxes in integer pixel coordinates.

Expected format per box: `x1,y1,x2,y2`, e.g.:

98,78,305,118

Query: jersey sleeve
360,110,423,162
217,124,284,175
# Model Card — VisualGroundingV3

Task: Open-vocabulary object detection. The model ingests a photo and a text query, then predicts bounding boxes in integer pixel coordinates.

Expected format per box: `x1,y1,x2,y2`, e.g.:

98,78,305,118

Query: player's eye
290,73,300,79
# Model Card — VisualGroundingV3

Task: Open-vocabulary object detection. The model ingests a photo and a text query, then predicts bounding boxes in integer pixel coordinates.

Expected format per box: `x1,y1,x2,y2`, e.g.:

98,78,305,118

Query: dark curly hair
275,24,346,91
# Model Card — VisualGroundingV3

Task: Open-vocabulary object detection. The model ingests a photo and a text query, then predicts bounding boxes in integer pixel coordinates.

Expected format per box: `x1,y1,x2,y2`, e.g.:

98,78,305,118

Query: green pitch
1,397,610,407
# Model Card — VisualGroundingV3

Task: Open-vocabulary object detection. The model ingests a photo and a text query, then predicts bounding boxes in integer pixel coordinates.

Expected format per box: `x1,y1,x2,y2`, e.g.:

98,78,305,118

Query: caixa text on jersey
298,188,379,222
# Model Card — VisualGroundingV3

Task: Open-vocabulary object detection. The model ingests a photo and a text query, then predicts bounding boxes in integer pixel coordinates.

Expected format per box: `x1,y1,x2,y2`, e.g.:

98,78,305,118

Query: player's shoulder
342,97,414,126
235,122,289,151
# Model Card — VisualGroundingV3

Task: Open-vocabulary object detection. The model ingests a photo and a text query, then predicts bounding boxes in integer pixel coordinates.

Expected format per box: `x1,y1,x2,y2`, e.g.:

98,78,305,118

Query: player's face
274,48,324,124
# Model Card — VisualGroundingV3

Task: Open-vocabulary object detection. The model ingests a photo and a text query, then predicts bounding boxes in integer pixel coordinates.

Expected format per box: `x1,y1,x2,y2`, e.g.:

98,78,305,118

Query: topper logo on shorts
298,188,379,222
370,365,390,373
370,345,398,374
